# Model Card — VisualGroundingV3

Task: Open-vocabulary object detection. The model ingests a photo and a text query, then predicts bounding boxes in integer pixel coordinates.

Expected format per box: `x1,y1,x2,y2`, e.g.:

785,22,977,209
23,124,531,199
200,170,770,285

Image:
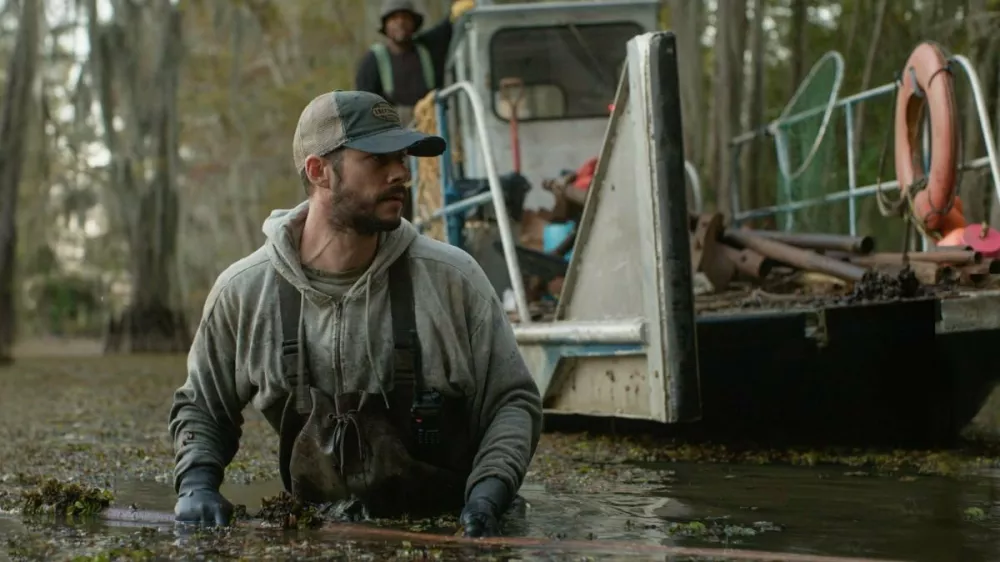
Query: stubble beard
327,182,403,236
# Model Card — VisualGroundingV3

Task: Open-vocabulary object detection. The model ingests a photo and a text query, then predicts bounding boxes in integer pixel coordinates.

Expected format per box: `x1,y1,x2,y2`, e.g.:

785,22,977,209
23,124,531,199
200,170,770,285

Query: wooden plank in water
98,508,904,562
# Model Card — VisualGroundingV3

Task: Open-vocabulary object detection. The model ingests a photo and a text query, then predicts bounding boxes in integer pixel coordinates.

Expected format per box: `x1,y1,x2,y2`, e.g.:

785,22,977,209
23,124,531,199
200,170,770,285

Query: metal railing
686,160,703,213
727,54,1000,236
410,81,532,324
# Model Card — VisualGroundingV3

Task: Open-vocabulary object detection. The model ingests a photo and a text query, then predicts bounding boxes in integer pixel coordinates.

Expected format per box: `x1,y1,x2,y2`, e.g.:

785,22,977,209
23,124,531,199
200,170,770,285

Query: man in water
168,90,543,538
355,0,474,126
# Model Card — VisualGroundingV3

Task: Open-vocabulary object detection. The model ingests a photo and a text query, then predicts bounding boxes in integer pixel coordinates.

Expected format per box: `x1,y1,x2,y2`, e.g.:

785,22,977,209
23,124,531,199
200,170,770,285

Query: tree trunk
87,0,189,353
0,0,41,364
788,0,807,92
710,0,748,219
743,0,767,214
843,0,865,66
668,0,705,170
851,0,888,155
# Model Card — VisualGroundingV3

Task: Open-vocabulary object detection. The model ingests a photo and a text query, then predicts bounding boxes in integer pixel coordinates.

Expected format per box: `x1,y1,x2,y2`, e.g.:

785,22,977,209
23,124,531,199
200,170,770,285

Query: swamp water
1,354,998,561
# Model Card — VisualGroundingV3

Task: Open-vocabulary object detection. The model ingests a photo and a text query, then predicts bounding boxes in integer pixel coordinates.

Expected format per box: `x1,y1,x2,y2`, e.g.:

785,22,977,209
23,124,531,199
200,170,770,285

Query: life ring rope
902,58,968,239
874,77,906,217
878,44,967,240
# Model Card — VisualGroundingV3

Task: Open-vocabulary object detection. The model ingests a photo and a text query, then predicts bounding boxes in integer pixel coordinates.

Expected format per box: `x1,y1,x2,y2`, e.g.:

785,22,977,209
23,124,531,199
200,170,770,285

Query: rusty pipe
748,230,875,255
837,250,982,266
908,250,982,264
722,245,772,279
929,244,974,252
724,229,869,282
872,262,957,285
824,251,957,282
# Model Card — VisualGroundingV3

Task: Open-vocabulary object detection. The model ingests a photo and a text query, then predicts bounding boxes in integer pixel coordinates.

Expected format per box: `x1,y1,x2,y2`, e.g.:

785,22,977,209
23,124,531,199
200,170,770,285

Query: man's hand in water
174,467,234,526
460,478,508,538
460,498,500,537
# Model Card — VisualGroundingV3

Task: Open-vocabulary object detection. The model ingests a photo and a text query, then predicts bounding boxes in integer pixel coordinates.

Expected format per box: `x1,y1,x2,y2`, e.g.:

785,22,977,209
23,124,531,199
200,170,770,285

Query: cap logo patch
372,102,401,123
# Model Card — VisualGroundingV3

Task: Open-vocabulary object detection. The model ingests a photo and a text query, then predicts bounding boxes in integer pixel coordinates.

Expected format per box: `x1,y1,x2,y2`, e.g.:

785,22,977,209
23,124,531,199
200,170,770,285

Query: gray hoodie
168,199,543,503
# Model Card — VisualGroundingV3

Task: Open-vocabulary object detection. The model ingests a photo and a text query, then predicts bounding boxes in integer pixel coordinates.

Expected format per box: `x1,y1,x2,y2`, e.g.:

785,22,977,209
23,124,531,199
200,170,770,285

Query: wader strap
276,252,419,390
388,254,421,389
277,273,309,410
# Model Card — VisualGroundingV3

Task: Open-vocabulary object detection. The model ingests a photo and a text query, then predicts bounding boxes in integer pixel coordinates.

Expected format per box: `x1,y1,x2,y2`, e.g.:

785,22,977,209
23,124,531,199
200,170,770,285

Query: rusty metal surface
723,245,772,279
690,213,736,290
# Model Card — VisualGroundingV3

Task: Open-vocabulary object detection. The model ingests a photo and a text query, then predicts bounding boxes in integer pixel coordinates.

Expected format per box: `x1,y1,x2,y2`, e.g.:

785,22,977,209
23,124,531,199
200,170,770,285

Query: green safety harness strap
371,42,436,100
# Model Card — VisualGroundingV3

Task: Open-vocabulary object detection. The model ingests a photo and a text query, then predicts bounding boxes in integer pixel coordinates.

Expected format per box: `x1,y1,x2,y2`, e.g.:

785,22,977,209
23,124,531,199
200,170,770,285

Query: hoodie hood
261,199,419,304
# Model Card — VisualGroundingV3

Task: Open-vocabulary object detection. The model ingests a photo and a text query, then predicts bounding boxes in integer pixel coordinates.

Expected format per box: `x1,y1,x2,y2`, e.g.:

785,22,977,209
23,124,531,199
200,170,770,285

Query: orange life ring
893,42,962,234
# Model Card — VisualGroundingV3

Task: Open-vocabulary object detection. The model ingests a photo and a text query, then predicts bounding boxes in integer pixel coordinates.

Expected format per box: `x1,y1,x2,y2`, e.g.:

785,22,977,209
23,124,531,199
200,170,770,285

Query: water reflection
647,462,1000,561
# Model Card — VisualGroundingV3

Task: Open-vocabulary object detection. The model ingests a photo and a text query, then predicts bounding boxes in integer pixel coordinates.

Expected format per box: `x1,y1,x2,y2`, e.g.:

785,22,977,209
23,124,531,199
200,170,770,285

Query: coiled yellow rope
412,90,493,249
413,90,458,242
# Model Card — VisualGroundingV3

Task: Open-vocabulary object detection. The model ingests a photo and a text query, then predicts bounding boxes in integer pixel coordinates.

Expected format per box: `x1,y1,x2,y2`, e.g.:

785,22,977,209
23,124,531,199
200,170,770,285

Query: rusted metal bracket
689,213,735,290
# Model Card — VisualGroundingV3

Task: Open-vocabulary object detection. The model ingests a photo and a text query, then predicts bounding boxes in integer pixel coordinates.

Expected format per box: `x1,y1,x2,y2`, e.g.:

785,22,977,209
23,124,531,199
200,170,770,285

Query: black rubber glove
460,478,510,538
174,466,233,527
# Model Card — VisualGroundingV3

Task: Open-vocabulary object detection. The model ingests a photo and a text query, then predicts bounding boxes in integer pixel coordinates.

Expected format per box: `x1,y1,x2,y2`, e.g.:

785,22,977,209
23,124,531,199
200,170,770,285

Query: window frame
487,21,644,124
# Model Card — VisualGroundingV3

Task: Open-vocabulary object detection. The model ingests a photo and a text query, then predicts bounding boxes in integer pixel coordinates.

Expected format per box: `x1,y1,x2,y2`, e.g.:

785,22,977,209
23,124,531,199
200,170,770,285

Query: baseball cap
292,90,446,172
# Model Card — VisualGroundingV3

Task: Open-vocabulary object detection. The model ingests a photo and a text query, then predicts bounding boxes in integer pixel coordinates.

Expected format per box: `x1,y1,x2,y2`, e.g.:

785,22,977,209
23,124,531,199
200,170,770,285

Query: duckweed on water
662,518,783,543
255,492,322,530
534,433,1000,481
963,507,988,522
4,356,999,503
251,493,461,535
619,515,783,545
20,479,114,519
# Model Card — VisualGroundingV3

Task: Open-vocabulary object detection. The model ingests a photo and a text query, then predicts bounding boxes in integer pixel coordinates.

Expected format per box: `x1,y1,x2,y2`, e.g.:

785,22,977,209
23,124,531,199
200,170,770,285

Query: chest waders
272,252,473,517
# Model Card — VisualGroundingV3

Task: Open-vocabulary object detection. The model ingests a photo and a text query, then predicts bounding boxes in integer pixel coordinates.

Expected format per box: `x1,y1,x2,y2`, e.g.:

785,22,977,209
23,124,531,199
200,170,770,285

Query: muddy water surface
1,353,999,561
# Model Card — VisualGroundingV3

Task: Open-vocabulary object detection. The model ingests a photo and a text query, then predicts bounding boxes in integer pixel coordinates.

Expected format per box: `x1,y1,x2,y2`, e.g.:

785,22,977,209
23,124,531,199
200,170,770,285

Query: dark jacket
355,17,454,106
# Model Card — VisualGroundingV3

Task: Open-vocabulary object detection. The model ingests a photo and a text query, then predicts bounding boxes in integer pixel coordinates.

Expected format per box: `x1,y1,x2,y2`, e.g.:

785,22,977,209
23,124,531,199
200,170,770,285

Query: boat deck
510,272,1000,335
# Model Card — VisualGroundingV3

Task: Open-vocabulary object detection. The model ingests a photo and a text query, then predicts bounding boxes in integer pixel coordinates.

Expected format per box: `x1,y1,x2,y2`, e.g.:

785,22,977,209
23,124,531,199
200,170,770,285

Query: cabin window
488,22,643,122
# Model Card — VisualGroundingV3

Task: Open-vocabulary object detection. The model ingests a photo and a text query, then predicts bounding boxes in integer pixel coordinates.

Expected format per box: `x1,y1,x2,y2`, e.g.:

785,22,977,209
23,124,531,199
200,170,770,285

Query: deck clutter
508,182,1000,319
690,211,1000,295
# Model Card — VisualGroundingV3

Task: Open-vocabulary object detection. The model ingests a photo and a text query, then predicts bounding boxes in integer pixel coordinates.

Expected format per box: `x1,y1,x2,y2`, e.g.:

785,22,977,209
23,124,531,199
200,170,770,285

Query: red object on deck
573,158,598,190
961,223,1000,258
